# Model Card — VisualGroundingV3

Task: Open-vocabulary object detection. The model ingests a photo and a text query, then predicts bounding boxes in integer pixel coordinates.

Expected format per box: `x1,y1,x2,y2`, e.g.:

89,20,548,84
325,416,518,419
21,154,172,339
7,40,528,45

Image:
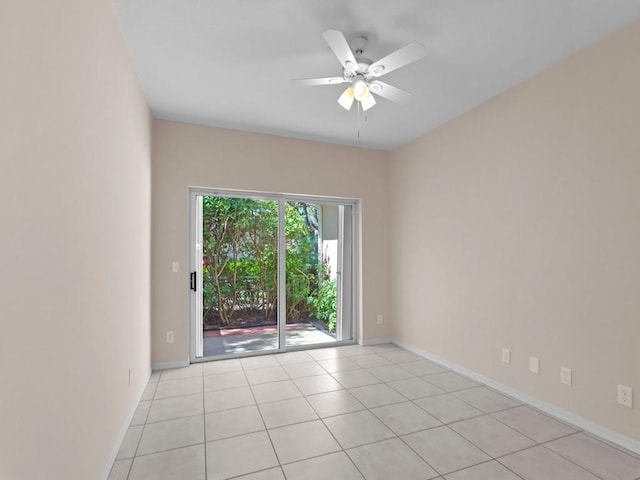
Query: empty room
1,1,639,479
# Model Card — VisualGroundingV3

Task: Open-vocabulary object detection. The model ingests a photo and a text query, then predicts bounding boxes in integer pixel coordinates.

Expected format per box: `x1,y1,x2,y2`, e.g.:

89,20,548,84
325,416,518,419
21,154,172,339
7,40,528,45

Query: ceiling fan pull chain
357,101,361,139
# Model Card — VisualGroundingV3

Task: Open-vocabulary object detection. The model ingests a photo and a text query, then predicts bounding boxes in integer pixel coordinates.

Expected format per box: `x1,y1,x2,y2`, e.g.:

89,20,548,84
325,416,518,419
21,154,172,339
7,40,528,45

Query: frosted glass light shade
361,91,376,111
338,86,355,110
353,78,368,101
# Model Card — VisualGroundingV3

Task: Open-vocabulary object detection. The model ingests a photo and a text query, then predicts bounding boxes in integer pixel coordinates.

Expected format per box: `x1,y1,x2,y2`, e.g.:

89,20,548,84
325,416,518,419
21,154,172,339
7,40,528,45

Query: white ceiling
114,1,640,150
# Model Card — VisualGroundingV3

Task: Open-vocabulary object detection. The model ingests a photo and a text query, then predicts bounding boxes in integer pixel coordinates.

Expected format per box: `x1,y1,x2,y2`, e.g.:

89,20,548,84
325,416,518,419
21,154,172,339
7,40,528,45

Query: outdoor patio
203,322,335,357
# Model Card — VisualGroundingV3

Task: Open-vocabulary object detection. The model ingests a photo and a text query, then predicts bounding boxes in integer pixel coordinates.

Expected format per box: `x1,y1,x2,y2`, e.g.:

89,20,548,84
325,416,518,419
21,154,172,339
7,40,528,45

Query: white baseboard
102,367,152,480
152,359,190,371
361,337,394,346
392,338,640,456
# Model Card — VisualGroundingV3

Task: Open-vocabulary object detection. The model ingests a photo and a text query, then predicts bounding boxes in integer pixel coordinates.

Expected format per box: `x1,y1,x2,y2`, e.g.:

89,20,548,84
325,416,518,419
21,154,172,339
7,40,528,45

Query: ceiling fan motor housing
351,35,368,56
343,60,372,79
342,35,374,79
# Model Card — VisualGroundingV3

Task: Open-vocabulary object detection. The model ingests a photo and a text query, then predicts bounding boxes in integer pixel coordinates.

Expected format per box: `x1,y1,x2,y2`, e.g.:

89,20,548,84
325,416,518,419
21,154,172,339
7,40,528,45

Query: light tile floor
110,344,640,480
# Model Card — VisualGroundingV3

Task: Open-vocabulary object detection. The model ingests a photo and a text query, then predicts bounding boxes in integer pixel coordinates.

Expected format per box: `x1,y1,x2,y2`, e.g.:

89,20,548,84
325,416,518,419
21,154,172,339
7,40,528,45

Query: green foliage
202,197,321,326
285,203,318,319
308,278,337,333
201,197,279,324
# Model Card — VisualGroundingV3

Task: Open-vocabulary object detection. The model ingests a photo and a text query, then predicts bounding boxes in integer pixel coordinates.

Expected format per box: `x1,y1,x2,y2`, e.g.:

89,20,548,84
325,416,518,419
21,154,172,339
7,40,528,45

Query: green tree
202,198,323,327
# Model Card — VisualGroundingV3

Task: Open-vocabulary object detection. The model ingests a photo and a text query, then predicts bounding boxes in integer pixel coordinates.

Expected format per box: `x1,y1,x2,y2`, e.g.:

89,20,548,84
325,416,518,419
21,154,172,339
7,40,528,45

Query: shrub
308,278,337,332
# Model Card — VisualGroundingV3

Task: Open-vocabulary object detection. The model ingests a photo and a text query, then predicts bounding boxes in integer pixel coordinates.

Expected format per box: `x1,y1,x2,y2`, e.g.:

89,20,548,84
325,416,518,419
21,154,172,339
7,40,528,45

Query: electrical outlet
501,348,511,364
618,385,633,408
172,261,179,273
529,356,539,374
377,314,383,325
166,331,174,343
560,366,572,386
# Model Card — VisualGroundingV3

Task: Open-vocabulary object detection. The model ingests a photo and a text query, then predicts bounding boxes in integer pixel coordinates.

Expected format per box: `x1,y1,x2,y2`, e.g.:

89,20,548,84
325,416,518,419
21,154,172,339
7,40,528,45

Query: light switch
172,261,179,273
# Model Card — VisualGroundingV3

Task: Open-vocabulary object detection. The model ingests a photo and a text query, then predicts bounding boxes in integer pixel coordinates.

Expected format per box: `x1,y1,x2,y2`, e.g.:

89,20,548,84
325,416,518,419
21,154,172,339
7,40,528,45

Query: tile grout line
537,441,609,480
124,383,157,480
142,411,204,425
123,442,208,463
244,358,286,477
581,430,640,460
394,425,445,477
226,465,286,480
496,461,528,480
315,414,363,478
129,380,159,472
441,458,526,480
487,406,576,445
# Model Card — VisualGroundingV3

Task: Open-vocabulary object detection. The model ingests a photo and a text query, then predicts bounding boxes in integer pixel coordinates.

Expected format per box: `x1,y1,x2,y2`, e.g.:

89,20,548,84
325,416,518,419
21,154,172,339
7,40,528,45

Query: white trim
351,205,359,343
336,205,344,341
277,199,286,352
188,186,358,207
392,338,640,455
194,195,204,358
361,337,394,346
188,190,199,362
152,360,190,371
102,368,152,480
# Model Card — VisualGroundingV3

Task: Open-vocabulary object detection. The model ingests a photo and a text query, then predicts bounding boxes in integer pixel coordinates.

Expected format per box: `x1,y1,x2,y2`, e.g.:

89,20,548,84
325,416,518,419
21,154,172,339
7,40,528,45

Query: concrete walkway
203,322,335,357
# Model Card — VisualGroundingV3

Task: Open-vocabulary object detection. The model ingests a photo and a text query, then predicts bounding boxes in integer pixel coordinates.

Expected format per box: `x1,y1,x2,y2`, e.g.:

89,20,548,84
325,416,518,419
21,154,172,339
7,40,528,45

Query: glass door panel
195,195,280,357
285,201,354,347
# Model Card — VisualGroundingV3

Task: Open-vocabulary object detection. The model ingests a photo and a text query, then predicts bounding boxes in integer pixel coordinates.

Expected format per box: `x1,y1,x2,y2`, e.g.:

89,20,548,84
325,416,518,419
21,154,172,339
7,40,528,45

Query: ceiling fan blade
369,81,413,104
367,41,426,77
291,77,347,86
322,29,359,73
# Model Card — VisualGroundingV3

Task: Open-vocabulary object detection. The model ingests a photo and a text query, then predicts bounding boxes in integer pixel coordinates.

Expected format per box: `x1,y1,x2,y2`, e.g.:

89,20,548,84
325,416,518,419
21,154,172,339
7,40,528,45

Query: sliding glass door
190,191,357,360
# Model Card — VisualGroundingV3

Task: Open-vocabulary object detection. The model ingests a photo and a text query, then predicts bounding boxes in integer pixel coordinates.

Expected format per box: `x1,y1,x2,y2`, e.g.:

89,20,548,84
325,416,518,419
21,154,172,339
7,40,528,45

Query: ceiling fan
293,30,426,112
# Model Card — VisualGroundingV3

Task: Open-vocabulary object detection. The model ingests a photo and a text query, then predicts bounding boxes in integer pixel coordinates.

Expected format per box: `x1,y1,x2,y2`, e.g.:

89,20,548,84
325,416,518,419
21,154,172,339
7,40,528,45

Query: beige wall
151,121,391,364
391,21,640,440
0,0,151,478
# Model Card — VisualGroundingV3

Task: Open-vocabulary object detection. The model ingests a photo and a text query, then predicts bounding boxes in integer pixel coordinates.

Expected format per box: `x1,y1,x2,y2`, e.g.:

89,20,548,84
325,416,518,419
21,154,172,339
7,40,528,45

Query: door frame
188,187,360,363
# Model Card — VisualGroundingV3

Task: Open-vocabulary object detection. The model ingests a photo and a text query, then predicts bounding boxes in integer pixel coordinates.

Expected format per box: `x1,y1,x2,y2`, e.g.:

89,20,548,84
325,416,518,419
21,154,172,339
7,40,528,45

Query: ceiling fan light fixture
361,91,376,111
352,76,368,101
338,86,355,110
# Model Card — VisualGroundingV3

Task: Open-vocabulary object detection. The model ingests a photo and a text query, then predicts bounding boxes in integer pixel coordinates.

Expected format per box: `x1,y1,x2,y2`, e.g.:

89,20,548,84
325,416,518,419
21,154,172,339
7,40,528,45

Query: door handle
190,272,197,292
